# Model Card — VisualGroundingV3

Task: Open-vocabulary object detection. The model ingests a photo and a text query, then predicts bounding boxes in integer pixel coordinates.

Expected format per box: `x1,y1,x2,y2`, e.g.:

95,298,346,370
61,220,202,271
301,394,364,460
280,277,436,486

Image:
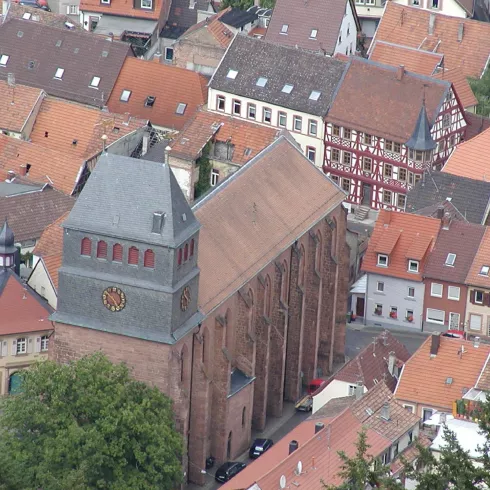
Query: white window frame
210,169,219,187
408,287,415,298
449,312,460,330
310,29,318,39
293,116,302,132
308,120,318,136
348,384,356,396
480,265,490,275
40,335,49,352
475,290,484,304
448,286,460,301
120,89,131,102
16,337,27,354
445,253,456,266
431,283,443,298
280,24,288,34
376,281,384,292
408,260,419,273
278,112,287,128
422,407,434,423
247,104,256,119
69,4,78,14
470,313,483,331
406,309,414,321
0,54,9,66
141,0,152,8
54,68,64,79
232,99,241,115
426,308,445,324
89,76,100,88
377,254,388,267
403,404,415,413
306,147,316,163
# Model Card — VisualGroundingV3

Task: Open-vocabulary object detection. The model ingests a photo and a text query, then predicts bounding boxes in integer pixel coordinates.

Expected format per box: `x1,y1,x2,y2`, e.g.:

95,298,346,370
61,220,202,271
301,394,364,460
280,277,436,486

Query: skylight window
145,96,156,107
445,253,456,266
90,76,101,88
310,28,318,39
480,265,490,276
309,90,321,101
54,68,64,79
282,84,294,94
256,77,268,87
280,24,288,34
120,89,131,102
22,12,31,19
55,40,62,47
176,103,187,115
0,55,9,67
227,69,238,79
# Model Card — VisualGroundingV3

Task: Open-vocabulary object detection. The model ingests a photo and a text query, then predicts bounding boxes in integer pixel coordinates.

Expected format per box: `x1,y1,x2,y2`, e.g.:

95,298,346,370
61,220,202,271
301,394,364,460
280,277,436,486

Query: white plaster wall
171,166,193,202
335,1,358,55
392,0,466,17
312,379,366,413
27,260,57,309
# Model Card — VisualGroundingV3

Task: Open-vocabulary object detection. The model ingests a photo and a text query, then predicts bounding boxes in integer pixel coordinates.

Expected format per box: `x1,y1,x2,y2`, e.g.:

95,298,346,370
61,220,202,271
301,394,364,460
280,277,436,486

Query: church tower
0,219,16,270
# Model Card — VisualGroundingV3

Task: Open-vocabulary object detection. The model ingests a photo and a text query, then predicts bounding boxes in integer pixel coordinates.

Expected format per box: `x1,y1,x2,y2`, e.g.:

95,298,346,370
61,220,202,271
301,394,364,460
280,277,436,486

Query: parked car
215,462,247,483
442,330,465,339
249,438,273,459
15,0,51,10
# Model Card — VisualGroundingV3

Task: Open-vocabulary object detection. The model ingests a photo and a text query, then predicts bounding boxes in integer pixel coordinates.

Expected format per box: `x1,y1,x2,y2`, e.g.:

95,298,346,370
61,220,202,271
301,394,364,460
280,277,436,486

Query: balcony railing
452,399,481,422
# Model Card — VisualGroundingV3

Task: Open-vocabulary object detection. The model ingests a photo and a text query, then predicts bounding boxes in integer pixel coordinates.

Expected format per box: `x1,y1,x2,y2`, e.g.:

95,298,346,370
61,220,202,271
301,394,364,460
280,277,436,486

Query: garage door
470,314,482,331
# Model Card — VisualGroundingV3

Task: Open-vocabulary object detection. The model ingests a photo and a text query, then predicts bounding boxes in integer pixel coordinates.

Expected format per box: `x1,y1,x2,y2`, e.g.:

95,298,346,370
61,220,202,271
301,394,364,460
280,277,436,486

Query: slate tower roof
0,219,15,255
406,103,436,151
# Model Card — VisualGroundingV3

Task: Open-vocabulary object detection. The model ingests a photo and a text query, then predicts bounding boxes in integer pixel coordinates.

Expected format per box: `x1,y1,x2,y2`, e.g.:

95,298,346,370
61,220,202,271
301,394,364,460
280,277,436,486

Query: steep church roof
64,154,199,248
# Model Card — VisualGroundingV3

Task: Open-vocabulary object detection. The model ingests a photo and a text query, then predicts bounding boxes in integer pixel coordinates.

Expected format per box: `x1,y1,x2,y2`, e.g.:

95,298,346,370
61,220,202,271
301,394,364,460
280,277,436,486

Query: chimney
440,412,447,424
442,211,451,230
430,332,441,357
142,133,149,156
355,381,364,400
152,212,165,234
315,422,324,434
7,170,15,182
474,336,481,348
384,211,392,226
436,204,445,219
457,22,464,42
388,351,396,376
164,145,171,165
123,112,131,126
381,402,390,420
396,65,405,81
19,164,27,176
108,32,114,42
153,51,163,64
429,13,436,35
289,440,299,455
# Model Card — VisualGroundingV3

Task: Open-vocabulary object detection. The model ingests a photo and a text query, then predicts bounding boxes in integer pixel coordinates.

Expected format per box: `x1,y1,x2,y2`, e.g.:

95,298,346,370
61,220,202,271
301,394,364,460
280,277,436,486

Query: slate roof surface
220,7,256,27
433,68,478,110
369,41,443,76
170,110,279,164
361,210,441,281
166,0,209,32
423,220,485,282
30,97,148,160
264,0,353,54
326,58,449,142
465,112,490,141
107,57,208,130
5,3,84,30
193,136,345,314
0,19,132,107
80,0,169,20
331,331,411,392
465,227,490,287
0,186,73,243
395,335,490,409
209,34,347,117
0,80,44,133
64,154,199,248
371,2,490,78
0,269,53,335
406,172,490,225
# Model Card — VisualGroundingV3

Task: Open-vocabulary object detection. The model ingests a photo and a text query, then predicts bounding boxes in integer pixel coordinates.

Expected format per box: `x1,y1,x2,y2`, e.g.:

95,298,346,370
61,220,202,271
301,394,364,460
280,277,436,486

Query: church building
51,135,349,484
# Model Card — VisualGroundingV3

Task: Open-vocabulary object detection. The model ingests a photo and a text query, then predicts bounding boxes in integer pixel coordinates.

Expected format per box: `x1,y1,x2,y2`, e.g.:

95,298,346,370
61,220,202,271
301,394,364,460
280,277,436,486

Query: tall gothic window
112,243,123,262
144,249,155,268
96,240,107,259
128,246,139,265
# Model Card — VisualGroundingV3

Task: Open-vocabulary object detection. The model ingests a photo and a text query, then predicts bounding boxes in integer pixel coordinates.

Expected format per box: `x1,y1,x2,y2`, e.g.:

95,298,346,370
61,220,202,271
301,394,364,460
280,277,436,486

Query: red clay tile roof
41,254,62,290
369,41,443,76
107,57,208,130
391,434,432,474
170,110,279,164
371,3,490,78
0,81,44,134
434,69,478,110
179,8,234,48
249,26,266,37
264,0,359,55
33,210,67,257
373,227,401,255
194,136,345,314
79,0,169,20
327,57,449,142
362,210,441,281
465,227,490,287
30,97,148,161
395,335,490,409
0,270,53,335
475,354,490,391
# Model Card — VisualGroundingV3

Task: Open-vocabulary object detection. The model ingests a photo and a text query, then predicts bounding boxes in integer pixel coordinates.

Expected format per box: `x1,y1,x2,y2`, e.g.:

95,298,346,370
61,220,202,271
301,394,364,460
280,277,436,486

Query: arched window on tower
315,231,323,271
144,249,155,268
298,244,306,287
281,261,289,303
178,248,183,266
190,239,195,257
331,218,337,258
96,240,107,259
112,243,123,262
248,289,254,334
128,246,139,265
184,243,189,262
81,237,91,256
264,275,271,318
242,407,246,428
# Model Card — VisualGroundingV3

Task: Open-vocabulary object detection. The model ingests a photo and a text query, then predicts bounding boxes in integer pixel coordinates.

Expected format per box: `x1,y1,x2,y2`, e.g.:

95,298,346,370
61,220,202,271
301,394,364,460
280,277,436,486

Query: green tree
220,0,275,11
0,353,183,490
469,70,490,117
194,141,212,199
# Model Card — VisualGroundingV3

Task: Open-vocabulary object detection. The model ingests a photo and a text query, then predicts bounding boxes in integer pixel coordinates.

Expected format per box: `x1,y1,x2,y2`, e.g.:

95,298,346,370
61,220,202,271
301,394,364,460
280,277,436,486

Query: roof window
27,60,35,70
22,12,31,19
120,89,131,102
445,253,456,266
176,103,187,115
310,28,318,39
101,50,108,57
282,84,294,94
74,48,80,54
145,95,156,107
227,69,238,79
90,76,101,88
17,31,23,38
55,40,62,47
0,55,9,67
480,265,490,276
280,24,288,34
309,90,321,101
54,68,64,79
256,77,268,87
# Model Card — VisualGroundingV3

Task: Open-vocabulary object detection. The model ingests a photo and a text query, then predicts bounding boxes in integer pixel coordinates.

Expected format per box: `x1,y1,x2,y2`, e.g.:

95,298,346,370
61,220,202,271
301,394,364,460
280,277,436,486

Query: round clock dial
181,286,191,311
102,286,126,312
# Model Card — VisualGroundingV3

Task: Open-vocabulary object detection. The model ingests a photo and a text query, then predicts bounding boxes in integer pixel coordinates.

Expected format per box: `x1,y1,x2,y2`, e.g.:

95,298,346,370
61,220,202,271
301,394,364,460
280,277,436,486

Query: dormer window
120,89,131,102
310,29,318,39
0,55,9,67
480,265,490,276
90,76,101,88
280,24,288,34
408,260,419,273
256,77,268,87
309,90,321,101
145,95,156,107
282,84,293,94
227,69,238,79
176,103,187,115
377,254,388,267
445,253,456,266
54,68,64,79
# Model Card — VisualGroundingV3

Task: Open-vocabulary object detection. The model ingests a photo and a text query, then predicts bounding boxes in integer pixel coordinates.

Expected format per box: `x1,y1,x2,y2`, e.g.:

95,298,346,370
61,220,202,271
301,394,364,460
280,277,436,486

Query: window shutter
144,249,155,268
470,290,475,304
81,237,92,256
0,341,6,357
27,338,33,354
113,243,123,262
128,246,139,265
35,337,41,353
11,340,17,356
97,241,108,259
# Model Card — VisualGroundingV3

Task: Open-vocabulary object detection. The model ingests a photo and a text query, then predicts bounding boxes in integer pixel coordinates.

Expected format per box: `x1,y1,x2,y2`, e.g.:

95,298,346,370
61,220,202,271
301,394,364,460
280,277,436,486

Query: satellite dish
279,475,287,489
297,461,303,474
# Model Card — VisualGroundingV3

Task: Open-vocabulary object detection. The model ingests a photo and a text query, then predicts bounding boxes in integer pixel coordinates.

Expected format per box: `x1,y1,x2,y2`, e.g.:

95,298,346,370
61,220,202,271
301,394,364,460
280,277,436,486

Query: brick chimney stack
396,65,405,81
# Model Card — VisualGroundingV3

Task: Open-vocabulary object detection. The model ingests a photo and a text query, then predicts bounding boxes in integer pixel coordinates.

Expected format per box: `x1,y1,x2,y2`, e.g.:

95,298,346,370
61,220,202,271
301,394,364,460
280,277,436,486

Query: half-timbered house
324,59,467,211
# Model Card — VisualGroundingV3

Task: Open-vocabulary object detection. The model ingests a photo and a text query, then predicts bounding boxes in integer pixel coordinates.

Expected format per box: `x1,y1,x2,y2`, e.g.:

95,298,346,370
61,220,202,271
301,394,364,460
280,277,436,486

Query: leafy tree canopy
220,0,275,12
469,70,490,117
0,353,183,490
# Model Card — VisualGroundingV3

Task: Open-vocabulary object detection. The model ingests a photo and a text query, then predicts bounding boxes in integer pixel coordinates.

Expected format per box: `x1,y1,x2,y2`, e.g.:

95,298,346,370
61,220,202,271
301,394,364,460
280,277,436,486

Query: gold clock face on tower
102,287,126,312
181,286,191,311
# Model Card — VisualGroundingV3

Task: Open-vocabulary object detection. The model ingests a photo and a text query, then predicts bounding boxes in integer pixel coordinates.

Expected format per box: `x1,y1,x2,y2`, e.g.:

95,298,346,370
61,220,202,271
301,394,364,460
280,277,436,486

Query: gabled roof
395,335,490,409
465,227,490,288
369,41,443,76
165,0,209,33
194,136,345,314
361,210,441,281
371,3,490,78
326,57,449,142
433,69,478,110
0,186,73,243
406,172,490,225
169,110,279,165
5,3,84,30
0,19,132,107
423,220,485,282
0,80,44,134
264,0,359,55
64,154,199,248
443,127,490,182
329,331,411,392
30,97,148,161
210,35,347,117
80,0,169,20
107,57,208,130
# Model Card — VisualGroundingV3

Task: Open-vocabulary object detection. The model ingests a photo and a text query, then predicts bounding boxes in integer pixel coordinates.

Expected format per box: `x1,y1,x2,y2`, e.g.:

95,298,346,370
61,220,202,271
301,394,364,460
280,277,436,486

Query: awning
350,274,367,295
94,16,157,37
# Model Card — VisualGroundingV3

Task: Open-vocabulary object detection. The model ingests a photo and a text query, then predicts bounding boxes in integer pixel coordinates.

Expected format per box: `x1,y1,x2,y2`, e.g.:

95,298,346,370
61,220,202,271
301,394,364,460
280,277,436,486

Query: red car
442,330,465,339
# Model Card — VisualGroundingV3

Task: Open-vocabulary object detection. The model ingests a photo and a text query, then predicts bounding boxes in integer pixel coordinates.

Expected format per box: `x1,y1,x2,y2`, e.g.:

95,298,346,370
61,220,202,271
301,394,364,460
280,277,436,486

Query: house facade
355,0,383,39
324,59,467,211
208,35,347,167
392,0,474,19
